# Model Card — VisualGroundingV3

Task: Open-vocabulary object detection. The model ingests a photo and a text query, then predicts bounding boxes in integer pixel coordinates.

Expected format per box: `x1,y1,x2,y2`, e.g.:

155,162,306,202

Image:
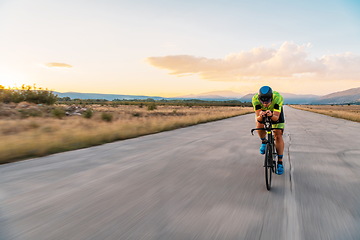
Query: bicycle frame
251,115,278,164
251,115,282,190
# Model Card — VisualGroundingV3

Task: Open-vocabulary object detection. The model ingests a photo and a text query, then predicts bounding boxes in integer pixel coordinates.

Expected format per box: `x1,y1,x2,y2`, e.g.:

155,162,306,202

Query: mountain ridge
310,87,360,104
54,92,165,101
176,90,243,99
54,87,360,104
240,92,319,104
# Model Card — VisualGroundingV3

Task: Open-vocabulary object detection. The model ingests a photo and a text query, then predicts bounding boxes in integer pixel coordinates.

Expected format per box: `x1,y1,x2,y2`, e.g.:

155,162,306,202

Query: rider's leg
256,121,266,139
273,129,284,162
256,121,267,154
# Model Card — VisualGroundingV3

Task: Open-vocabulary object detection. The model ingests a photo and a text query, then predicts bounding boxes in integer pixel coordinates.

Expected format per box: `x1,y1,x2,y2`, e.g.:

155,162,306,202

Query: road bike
251,115,282,191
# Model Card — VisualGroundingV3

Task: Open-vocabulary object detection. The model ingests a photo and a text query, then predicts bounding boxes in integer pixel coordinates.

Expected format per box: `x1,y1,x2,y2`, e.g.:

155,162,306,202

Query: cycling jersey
252,91,283,112
252,91,285,128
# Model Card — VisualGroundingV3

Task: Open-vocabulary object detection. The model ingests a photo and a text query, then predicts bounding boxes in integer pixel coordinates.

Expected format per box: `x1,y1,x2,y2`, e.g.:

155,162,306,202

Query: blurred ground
1,106,359,240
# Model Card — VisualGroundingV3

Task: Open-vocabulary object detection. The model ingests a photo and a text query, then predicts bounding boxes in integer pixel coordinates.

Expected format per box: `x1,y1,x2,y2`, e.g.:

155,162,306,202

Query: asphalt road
1,106,360,240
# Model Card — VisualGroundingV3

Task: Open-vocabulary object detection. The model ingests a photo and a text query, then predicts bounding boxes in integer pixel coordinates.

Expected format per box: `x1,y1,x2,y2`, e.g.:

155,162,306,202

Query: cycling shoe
276,163,284,175
260,143,266,155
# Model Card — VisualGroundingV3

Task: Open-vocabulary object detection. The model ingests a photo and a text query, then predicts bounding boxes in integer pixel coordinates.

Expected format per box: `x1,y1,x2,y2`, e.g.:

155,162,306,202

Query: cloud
147,42,360,82
320,53,360,79
45,62,73,68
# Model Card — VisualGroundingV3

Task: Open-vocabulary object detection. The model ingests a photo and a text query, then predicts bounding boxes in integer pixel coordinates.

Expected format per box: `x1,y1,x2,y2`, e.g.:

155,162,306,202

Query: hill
175,91,242,100
54,87,360,105
310,87,360,104
54,92,165,101
240,93,319,104
55,91,244,102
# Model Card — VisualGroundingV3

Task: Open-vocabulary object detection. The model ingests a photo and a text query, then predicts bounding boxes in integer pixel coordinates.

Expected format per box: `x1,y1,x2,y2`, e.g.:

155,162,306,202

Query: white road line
283,132,301,240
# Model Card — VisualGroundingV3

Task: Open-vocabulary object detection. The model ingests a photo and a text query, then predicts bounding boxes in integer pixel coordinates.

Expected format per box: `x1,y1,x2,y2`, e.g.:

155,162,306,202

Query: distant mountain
240,92,320,104
240,94,255,102
53,88,360,104
176,91,242,100
54,92,165,101
54,91,242,101
310,87,360,104
281,93,319,104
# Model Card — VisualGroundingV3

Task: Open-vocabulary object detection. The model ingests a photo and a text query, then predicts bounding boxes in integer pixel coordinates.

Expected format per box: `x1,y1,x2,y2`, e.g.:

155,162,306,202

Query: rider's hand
266,110,273,117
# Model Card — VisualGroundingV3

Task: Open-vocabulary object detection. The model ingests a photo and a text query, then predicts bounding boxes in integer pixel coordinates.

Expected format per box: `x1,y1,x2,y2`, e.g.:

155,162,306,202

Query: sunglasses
260,98,272,104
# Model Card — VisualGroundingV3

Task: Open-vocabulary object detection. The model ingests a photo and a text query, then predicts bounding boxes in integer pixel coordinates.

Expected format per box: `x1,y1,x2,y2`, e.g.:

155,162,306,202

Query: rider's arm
257,109,280,122
270,111,280,122
269,103,282,122
270,93,283,122
255,109,265,122
254,101,281,122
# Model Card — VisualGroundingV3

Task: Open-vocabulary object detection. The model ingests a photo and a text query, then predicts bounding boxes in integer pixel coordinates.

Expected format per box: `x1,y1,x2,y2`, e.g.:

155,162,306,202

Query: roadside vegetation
290,105,360,123
0,85,252,164
0,84,57,104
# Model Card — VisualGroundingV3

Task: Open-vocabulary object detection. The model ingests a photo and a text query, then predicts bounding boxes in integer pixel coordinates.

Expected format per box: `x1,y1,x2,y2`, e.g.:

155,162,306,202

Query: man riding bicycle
252,86,285,175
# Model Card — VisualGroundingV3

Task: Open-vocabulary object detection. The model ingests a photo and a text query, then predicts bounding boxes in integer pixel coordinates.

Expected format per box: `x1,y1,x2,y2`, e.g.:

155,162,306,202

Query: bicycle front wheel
264,143,272,191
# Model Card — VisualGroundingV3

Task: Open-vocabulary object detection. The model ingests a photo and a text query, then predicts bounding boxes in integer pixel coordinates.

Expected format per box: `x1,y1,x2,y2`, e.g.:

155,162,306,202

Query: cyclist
252,86,285,175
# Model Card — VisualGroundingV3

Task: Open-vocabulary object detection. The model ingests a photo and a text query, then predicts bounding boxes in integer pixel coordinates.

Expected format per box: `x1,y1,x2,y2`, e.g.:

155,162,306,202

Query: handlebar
250,115,282,135
251,127,283,135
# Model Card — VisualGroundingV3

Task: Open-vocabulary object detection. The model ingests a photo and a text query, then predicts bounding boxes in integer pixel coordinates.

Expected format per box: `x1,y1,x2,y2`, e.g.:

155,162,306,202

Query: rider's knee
273,130,283,139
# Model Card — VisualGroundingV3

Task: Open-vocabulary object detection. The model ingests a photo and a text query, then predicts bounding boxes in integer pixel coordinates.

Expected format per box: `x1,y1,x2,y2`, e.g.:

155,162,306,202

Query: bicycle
251,115,282,191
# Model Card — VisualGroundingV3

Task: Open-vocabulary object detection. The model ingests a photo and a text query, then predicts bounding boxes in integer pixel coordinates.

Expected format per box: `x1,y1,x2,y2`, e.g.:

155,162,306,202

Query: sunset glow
0,0,359,96
0,71,30,89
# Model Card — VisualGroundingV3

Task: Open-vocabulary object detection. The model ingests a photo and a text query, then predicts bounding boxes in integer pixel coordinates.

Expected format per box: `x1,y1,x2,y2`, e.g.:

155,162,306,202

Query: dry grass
0,104,252,163
290,105,360,122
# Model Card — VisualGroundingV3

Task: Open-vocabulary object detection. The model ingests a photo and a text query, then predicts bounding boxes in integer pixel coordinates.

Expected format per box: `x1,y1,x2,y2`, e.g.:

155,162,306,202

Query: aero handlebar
250,115,282,135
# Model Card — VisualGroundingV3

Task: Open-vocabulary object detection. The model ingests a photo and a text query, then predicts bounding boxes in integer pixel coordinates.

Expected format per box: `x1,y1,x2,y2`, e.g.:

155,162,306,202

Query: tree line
0,85,57,105
58,97,252,107
1,85,252,107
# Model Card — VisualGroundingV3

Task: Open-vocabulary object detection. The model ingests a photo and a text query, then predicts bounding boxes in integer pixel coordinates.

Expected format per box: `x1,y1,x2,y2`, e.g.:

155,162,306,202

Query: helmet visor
259,97,272,104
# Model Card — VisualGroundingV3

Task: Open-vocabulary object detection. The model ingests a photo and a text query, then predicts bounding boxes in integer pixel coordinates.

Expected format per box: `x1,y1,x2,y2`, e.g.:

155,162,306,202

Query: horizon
53,88,356,98
1,83,358,98
1,0,360,96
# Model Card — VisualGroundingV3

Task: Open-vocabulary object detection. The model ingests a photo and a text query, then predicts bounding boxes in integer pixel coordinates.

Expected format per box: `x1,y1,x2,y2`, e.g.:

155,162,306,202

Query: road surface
1,106,360,240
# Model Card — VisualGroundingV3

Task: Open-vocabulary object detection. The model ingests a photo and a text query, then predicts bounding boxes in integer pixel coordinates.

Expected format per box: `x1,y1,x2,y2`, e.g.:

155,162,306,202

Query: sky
1,0,360,97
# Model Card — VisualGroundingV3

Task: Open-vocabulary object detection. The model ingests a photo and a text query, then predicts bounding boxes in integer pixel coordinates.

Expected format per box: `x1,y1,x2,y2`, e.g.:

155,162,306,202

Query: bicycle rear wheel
264,143,272,191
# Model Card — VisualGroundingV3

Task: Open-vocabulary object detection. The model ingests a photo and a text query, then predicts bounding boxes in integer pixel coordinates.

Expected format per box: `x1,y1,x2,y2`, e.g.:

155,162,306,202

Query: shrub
51,107,66,119
18,109,43,118
147,103,157,111
101,112,113,122
0,85,57,105
83,109,93,119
